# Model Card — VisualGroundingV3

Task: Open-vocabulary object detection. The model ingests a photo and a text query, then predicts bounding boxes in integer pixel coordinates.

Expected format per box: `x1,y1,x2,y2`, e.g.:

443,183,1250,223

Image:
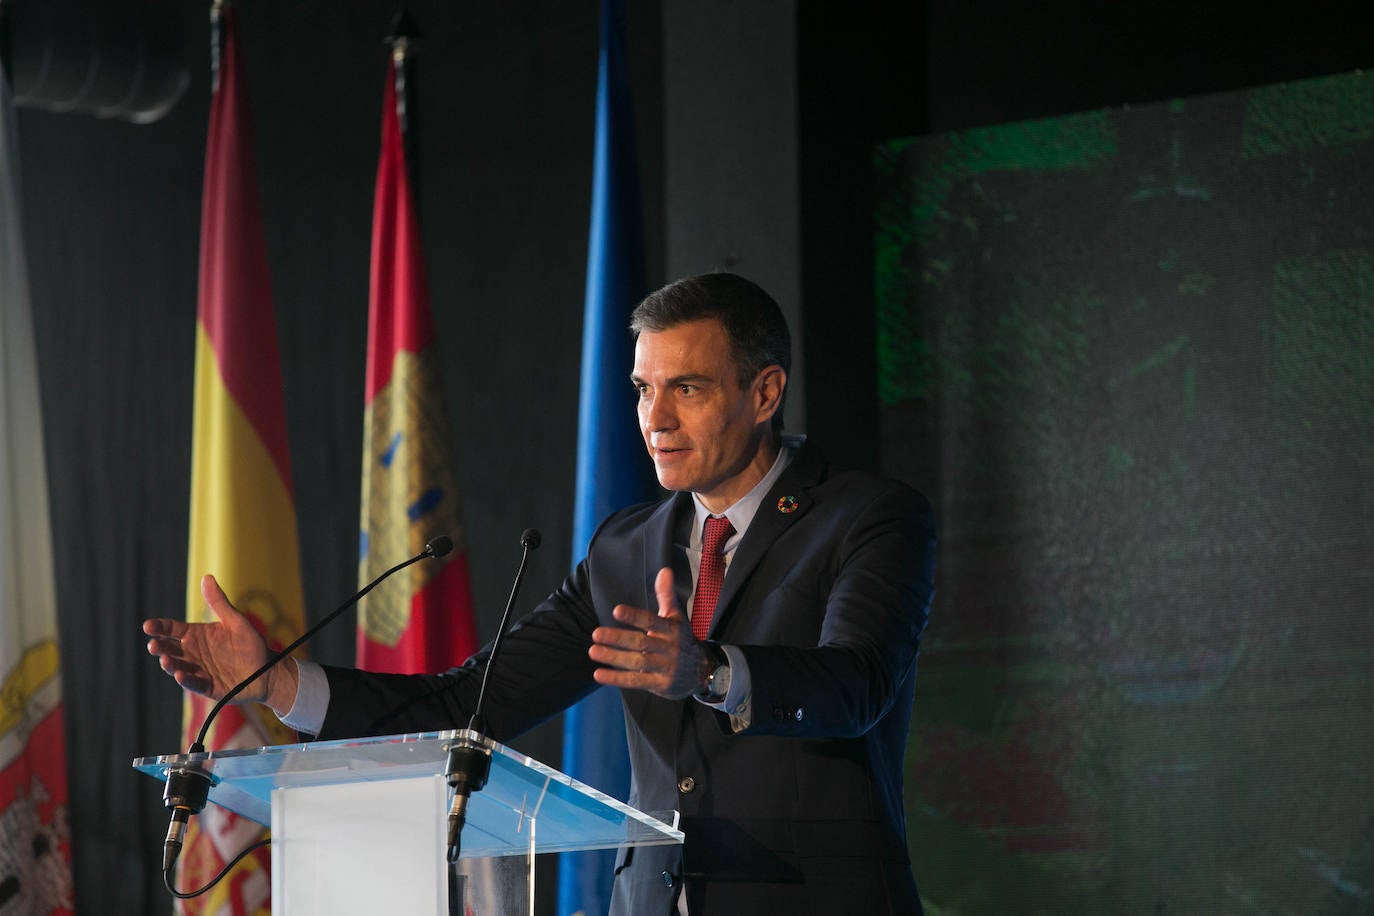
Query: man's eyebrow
630,373,715,388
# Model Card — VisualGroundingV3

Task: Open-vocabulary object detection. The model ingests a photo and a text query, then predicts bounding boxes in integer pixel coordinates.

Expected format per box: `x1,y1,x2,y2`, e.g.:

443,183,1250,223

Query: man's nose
644,394,676,431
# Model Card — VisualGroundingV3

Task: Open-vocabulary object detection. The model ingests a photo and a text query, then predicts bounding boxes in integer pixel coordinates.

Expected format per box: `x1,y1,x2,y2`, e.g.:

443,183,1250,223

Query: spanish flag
356,51,477,673
179,7,305,912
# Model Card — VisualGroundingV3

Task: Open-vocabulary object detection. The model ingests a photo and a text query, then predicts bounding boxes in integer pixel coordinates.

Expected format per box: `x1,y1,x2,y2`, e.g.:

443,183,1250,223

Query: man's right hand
143,573,299,716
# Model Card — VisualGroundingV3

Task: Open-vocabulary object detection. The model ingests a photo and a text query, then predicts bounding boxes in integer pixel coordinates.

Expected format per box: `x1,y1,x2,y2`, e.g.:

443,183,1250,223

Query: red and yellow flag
0,67,74,916
180,7,305,912
357,52,477,673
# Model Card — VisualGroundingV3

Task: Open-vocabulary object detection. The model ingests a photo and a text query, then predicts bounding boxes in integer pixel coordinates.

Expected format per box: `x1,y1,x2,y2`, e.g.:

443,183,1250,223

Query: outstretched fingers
589,567,704,699
162,656,214,697
141,572,270,703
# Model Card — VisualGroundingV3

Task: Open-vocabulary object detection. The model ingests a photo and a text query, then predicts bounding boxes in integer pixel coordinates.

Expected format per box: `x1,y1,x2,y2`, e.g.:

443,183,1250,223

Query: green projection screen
877,71,1373,914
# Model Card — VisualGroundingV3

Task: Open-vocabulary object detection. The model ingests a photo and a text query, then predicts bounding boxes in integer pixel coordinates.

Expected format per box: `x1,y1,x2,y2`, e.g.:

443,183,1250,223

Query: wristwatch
693,640,731,701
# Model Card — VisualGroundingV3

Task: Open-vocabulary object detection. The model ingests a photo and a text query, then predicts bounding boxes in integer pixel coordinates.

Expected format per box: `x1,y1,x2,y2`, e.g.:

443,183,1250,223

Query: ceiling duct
5,0,190,124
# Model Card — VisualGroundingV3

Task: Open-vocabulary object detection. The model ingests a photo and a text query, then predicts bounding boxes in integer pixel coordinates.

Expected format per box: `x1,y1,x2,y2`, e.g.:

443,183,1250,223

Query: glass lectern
134,730,682,916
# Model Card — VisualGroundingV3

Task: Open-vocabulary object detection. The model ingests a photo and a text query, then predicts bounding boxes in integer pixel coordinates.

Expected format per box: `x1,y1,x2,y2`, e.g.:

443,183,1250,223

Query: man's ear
754,365,786,423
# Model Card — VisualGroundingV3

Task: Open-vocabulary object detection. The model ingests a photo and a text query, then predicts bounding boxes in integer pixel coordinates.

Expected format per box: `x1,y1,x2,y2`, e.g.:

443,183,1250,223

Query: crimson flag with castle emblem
357,49,478,673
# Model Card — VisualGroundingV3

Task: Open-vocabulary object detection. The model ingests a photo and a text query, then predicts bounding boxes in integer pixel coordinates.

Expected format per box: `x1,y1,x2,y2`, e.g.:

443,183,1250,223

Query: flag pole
384,9,422,200
209,0,223,92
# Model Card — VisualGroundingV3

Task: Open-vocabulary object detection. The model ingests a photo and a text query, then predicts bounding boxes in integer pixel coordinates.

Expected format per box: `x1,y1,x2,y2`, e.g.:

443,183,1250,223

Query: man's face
632,318,783,512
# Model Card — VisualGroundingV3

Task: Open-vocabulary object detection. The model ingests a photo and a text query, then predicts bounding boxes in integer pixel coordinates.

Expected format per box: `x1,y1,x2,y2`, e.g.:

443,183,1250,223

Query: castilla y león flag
356,55,477,674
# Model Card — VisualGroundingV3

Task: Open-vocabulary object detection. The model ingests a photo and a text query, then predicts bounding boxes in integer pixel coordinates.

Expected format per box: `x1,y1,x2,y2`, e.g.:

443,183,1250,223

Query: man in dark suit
146,272,936,915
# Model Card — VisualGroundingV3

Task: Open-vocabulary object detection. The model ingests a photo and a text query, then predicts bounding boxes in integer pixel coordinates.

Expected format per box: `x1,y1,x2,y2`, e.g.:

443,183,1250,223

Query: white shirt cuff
278,657,330,736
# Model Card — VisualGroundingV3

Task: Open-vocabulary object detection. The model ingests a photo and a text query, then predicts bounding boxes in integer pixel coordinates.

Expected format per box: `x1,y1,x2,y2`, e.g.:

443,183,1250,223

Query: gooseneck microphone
444,527,541,863
161,536,454,895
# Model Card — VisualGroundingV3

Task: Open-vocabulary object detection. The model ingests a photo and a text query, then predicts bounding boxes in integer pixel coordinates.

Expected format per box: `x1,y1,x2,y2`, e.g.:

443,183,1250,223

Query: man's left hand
589,567,709,700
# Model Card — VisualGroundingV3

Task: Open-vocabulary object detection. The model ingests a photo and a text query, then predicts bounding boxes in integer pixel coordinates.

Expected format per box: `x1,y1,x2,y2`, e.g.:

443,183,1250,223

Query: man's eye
678,384,697,395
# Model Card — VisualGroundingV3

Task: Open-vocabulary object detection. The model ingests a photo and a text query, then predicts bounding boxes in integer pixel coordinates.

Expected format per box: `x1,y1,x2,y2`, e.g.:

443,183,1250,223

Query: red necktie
691,516,735,639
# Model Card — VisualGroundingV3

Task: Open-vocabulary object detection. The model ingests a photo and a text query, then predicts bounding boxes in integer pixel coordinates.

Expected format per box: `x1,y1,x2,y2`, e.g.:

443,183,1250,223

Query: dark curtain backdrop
11,1,1372,913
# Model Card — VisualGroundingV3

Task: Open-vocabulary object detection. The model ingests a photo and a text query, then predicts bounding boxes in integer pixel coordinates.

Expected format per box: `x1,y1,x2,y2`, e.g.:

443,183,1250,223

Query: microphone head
426,535,454,559
520,528,542,550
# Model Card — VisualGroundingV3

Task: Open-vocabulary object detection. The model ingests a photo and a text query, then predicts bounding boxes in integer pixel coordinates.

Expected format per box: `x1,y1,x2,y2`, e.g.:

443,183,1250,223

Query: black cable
163,837,271,899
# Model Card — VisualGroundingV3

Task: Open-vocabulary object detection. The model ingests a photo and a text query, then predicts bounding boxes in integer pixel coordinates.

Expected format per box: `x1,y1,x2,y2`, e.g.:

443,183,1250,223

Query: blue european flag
558,0,660,912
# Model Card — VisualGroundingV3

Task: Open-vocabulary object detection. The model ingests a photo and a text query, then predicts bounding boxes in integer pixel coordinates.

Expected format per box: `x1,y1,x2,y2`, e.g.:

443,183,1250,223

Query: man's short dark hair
630,273,791,428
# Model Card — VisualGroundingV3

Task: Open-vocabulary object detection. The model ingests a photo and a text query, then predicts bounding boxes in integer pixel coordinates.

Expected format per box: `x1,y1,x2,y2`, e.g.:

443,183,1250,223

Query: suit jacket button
661,871,675,887
793,707,804,721
678,776,696,794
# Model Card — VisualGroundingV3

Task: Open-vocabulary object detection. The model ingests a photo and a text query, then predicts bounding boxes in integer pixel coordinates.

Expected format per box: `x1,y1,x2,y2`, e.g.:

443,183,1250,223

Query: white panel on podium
271,776,447,916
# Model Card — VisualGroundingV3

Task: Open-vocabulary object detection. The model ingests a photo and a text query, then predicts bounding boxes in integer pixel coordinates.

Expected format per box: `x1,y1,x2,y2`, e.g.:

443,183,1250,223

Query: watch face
710,663,732,699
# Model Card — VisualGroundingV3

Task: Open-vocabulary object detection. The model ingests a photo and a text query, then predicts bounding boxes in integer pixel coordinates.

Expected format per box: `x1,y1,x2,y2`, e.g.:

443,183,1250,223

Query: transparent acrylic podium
133,730,683,916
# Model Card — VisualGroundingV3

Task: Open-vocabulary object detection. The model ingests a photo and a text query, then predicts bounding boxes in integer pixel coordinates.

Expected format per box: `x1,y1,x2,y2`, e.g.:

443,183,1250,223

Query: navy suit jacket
318,443,936,915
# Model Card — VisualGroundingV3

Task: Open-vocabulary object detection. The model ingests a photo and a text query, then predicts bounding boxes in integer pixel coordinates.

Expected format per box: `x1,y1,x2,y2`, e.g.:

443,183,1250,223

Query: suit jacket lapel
642,491,692,609
706,444,826,638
